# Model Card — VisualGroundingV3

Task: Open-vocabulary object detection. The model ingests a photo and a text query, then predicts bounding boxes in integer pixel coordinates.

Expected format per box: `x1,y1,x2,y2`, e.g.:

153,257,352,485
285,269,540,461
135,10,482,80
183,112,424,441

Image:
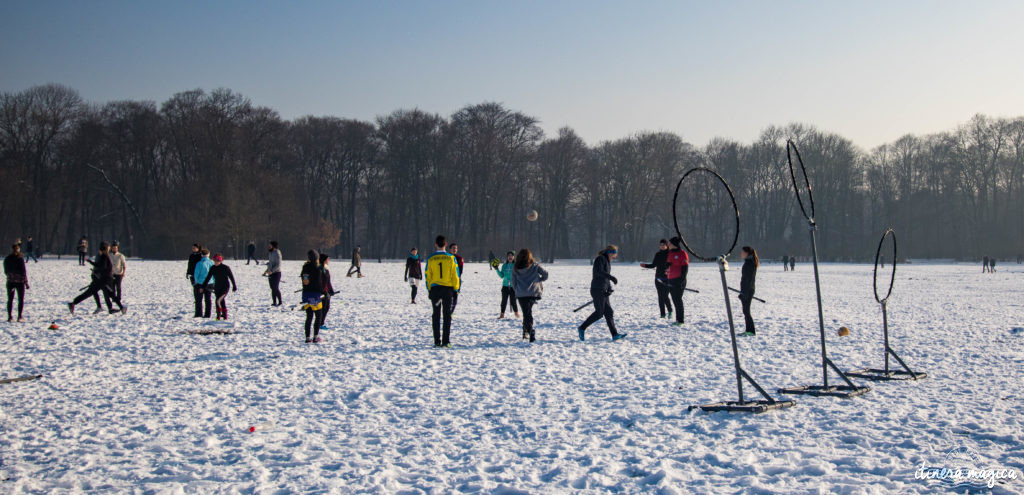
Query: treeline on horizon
1,83,1022,262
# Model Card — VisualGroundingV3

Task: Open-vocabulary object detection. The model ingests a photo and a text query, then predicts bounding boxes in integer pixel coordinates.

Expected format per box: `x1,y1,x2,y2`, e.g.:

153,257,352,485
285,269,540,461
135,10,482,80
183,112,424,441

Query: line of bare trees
1,84,1021,261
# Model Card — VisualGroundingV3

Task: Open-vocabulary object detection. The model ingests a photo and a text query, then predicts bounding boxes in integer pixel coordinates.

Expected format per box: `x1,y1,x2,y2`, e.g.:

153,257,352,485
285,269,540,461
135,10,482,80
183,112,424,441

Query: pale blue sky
2,1,1022,149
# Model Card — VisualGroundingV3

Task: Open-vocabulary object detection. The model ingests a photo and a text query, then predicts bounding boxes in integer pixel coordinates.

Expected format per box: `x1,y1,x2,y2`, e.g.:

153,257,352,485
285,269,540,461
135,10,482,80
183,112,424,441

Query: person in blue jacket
192,248,214,318
496,251,519,319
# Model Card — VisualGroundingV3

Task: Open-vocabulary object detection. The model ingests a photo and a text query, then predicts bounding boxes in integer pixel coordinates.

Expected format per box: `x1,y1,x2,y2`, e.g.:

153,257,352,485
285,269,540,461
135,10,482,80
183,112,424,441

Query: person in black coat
578,245,626,342
246,241,258,265
69,241,125,315
200,253,238,320
738,246,759,336
300,250,325,343
186,244,202,283
640,239,671,318
4,243,28,321
319,253,339,328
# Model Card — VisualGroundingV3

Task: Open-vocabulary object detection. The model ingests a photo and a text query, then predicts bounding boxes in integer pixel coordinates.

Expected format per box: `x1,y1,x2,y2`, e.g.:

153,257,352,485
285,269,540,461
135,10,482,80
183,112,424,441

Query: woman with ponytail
665,237,689,326
738,246,759,336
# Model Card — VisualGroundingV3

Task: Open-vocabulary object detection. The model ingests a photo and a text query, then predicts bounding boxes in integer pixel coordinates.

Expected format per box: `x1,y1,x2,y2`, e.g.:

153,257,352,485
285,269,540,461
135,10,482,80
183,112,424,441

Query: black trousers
321,296,331,326
6,282,25,319
112,274,123,301
268,272,282,305
214,289,230,318
304,307,325,340
517,297,538,341
74,280,122,310
668,277,686,323
429,286,455,346
580,288,618,337
411,283,418,302
347,264,361,276
78,252,86,265
246,252,257,265
500,286,519,313
193,284,211,317
655,279,671,317
739,294,755,334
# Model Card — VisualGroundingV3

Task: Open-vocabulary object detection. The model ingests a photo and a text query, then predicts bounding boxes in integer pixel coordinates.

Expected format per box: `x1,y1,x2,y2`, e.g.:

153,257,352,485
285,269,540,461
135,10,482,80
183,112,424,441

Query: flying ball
527,210,539,222
837,326,850,337
248,426,256,433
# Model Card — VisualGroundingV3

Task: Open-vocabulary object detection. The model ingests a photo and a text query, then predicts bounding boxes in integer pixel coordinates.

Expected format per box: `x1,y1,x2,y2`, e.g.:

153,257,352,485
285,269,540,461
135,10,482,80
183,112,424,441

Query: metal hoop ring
672,167,740,262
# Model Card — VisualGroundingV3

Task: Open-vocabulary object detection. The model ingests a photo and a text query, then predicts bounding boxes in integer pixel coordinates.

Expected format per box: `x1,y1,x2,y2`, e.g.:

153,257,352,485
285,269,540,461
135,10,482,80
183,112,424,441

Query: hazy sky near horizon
2,1,1023,149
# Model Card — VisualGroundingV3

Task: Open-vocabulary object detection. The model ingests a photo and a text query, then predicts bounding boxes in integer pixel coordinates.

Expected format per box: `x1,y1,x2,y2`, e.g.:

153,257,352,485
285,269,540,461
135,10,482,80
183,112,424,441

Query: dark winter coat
512,263,549,299
186,252,202,281
202,264,237,293
322,267,336,295
590,254,615,293
4,254,27,283
88,253,114,283
301,262,323,295
643,250,669,279
404,256,423,280
740,256,757,298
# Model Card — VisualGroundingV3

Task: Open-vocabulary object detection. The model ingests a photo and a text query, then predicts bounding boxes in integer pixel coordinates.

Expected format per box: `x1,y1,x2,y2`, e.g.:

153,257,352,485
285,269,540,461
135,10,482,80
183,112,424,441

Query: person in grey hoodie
511,248,549,342
263,241,283,306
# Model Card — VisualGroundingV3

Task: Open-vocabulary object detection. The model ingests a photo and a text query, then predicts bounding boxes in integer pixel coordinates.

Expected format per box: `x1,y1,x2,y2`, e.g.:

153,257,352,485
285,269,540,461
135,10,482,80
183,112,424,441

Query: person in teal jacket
496,251,519,319
192,249,215,318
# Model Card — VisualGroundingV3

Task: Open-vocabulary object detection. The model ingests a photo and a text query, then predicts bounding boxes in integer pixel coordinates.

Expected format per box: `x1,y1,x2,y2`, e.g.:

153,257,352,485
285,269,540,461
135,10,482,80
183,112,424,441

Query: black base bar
0,374,42,385
689,399,796,413
689,257,795,414
777,384,870,398
777,356,870,398
846,368,927,381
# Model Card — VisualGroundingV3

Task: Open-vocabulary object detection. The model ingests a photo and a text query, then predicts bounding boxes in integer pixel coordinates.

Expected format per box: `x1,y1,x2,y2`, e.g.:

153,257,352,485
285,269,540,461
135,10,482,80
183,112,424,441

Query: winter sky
2,0,1022,149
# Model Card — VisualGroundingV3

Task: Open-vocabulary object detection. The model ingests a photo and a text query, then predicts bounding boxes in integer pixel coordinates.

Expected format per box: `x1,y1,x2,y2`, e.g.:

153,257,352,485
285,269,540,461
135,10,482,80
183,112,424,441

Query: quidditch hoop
672,167,739,262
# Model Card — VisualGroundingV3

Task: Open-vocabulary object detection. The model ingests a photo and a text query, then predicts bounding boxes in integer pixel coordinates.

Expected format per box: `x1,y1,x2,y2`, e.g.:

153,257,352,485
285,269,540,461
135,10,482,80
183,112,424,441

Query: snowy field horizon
2,259,1022,492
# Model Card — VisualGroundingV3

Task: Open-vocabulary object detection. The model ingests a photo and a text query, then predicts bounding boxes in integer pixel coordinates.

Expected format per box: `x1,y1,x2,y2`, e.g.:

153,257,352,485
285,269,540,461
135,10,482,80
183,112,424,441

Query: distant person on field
69,241,125,315
665,237,690,326
989,257,996,273
301,250,325,343
110,241,126,302
640,239,671,319
982,256,989,273
77,236,88,266
4,243,28,322
347,245,363,278
200,253,237,320
403,247,422,304
738,246,760,337
319,253,338,329
263,241,283,306
192,248,214,318
511,248,548,342
246,241,258,265
496,251,519,319
425,235,460,348
789,256,795,271
24,235,38,263
578,245,626,342
782,255,789,272
448,243,465,313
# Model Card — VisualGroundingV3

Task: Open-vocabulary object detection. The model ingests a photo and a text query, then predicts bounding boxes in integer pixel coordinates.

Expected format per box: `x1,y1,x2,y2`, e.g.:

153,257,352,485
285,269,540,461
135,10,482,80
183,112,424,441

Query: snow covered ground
1,258,1022,493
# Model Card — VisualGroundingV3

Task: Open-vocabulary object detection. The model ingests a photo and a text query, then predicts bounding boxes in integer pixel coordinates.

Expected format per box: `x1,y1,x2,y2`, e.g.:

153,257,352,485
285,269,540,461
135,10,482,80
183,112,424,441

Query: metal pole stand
777,221,870,398
690,256,796,413
847,301,926,381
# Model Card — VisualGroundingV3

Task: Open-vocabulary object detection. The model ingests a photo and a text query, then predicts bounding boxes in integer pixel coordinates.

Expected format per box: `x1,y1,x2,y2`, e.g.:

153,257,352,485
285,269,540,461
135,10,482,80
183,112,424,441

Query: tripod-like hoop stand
777,140,870,399
847,228,927,381
675,167,795,413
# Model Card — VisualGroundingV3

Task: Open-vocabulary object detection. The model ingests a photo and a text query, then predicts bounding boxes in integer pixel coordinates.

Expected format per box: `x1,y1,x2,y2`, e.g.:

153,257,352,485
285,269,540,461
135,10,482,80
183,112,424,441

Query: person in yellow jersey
425,235,461,348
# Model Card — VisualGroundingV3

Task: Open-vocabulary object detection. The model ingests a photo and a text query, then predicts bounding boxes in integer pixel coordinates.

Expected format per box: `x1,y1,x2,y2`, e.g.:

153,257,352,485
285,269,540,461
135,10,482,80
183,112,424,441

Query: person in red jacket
665,237,689,326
